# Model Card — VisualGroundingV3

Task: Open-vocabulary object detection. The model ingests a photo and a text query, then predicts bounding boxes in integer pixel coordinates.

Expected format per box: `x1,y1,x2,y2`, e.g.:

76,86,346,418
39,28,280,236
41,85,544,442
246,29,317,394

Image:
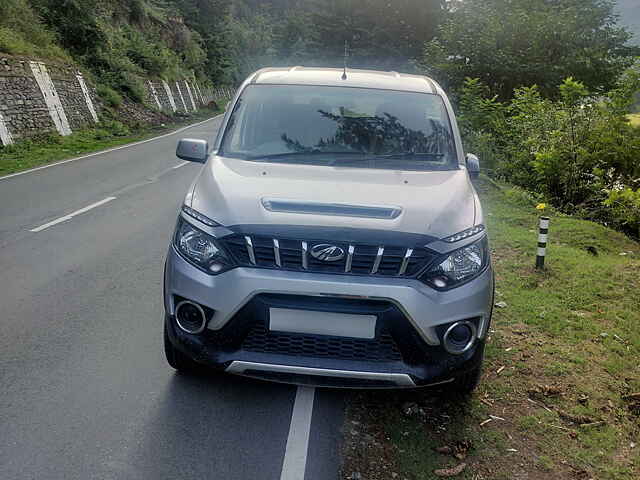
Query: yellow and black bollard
536,216,550,269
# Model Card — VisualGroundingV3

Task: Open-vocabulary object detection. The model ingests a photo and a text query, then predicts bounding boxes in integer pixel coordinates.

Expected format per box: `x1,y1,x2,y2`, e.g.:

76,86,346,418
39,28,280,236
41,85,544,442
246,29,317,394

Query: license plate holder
269,308,376,339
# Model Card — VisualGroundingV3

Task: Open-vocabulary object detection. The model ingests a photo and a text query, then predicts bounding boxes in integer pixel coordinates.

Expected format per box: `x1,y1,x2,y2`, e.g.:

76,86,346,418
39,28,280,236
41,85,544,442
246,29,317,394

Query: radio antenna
342,40,348,80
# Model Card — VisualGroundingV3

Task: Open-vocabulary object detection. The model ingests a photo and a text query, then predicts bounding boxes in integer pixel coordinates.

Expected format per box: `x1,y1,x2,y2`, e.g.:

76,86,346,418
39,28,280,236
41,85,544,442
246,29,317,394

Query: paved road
0,117,344,480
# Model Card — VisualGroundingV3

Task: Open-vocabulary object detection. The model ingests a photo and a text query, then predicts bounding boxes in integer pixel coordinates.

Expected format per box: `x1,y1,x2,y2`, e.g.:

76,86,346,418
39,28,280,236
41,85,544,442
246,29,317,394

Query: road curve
0,117,344,480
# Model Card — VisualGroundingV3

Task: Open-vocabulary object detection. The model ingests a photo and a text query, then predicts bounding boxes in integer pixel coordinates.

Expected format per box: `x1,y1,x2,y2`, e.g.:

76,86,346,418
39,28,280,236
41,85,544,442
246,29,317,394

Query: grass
0,0,71,61
0,26,70,60
342,177,640,480
0,109,222,176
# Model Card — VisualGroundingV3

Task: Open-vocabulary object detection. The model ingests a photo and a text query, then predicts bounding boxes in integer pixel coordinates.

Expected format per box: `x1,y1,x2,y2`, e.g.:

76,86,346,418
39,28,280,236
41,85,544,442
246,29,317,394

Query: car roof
249,67,440,95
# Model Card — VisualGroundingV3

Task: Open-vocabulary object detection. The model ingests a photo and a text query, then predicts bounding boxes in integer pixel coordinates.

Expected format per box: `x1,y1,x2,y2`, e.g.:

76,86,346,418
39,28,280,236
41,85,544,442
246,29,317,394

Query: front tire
164,323,201,372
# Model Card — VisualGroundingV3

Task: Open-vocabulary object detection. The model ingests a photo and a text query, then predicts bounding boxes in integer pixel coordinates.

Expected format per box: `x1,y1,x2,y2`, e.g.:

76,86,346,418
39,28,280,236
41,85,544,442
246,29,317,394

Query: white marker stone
161,80,177,113
0,111,13,146
30,61,72,136
193,82,203,105
147,80,162,110
175,82,188,112
196,82,206,105
76,74,98,123
185,81,197,111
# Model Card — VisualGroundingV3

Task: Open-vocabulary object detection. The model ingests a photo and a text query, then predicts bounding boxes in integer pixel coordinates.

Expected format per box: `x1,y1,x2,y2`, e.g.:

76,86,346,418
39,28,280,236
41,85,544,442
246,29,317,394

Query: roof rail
423,76,437,93
250,70,264,84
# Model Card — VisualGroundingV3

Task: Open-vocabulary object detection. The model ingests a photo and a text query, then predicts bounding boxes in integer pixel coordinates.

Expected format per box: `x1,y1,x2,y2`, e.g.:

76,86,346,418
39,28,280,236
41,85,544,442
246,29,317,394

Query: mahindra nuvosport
163,67,494,391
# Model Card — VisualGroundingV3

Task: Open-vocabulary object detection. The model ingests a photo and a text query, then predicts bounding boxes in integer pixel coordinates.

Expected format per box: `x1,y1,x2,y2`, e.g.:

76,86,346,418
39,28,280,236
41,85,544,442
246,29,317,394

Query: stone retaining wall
0,58,55,143
0,55,219,146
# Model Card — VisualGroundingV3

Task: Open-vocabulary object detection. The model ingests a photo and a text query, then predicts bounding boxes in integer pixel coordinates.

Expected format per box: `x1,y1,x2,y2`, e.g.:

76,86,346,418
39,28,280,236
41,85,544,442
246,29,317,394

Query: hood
188,157,476,238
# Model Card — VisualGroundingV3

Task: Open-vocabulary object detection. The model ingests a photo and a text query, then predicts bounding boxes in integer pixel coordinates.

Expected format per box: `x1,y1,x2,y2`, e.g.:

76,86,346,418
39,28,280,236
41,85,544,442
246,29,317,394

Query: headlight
174,217,234,274
422,236,488,289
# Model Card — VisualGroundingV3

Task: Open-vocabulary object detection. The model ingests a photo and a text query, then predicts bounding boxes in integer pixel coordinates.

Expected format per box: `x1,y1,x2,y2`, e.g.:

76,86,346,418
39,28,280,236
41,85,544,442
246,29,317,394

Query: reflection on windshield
220,84,457,168
281,109,453,157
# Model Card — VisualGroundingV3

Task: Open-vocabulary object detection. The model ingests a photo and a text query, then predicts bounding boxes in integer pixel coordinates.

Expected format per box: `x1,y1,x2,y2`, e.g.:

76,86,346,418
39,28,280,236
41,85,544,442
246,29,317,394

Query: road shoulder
0,111,223,180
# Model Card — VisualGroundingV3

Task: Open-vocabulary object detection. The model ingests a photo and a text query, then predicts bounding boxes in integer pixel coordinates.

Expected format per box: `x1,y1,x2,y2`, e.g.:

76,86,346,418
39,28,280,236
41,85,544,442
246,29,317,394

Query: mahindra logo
310,244,345,262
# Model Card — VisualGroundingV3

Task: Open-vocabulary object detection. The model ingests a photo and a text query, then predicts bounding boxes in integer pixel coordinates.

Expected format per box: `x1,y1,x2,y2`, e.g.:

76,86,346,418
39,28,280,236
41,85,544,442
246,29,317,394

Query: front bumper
164,246,493,387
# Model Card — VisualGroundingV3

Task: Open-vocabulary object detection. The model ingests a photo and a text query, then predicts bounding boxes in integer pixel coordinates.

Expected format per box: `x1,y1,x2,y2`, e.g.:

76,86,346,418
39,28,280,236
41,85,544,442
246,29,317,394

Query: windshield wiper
329,152,446,166
373,152,445,159
244,150,447,167
247,150,366,161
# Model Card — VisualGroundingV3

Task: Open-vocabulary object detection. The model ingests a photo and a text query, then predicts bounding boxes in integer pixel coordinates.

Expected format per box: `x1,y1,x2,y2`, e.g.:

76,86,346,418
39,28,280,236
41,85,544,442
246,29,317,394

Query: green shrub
103,120,131,137
503,186,544,209
128,0,147,24
604,188,640,239
458,72,640,239
120,73,147,103
0,26,31,55
0,0,69,60
96,85,123,108
91,120,131,139
91,128,111,141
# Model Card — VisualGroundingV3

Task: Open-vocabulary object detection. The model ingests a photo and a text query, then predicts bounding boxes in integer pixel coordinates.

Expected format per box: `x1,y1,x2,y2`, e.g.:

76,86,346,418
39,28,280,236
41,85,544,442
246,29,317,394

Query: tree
173,0,446,82
421,0,639,99
308,0,376,67
173,0,234,83
308,0,445,71
225,8,277,82
272,8,313,64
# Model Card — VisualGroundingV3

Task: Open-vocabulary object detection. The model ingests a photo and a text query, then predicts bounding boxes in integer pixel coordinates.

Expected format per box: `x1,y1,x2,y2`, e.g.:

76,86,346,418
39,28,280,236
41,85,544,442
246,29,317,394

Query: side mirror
466,153,480,179
176,138,208,164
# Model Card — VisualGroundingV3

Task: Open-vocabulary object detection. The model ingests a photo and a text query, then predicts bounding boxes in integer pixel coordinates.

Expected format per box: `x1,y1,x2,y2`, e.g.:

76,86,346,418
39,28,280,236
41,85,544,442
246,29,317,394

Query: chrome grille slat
371,246,384,274
398,248,414,275
244,236,256,265
301,241,308,270
345,245,355,273
273,239,281,267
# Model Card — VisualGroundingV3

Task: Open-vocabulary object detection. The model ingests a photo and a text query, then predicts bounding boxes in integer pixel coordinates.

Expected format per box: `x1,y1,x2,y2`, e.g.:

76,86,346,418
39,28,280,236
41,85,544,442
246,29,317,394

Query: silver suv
163,67,494,391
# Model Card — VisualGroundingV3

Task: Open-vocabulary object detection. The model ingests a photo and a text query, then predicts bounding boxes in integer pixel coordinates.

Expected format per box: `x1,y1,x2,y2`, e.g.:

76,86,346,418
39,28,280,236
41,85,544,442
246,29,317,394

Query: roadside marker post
536,216,550,269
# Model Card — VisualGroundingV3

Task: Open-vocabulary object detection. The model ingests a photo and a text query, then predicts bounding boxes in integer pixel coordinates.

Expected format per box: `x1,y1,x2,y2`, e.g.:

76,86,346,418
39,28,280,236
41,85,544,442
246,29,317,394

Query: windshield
220,84,457,169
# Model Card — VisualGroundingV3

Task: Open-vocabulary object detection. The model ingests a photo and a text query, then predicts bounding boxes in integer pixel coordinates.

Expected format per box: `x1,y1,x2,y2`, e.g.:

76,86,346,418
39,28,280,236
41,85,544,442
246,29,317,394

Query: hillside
0,0,228,99
0,0,228,162
617,0,640,43
3,0,634,93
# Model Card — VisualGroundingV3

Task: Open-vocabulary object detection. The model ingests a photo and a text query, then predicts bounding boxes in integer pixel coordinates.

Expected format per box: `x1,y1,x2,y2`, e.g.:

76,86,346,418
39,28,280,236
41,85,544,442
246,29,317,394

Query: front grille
220,234,435,277
242,326,403,363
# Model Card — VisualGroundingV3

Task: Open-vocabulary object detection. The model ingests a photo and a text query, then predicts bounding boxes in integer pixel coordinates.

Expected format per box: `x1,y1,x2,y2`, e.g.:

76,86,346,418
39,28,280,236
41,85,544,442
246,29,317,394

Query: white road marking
280,386,315,480
30,197,117,232
0,114,223,182
172,161,190,170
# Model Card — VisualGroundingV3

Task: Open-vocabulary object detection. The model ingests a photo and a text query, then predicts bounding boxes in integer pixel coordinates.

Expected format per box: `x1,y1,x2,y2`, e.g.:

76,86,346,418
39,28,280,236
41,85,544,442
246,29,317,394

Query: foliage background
1,0,638,94
0,0,639,237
